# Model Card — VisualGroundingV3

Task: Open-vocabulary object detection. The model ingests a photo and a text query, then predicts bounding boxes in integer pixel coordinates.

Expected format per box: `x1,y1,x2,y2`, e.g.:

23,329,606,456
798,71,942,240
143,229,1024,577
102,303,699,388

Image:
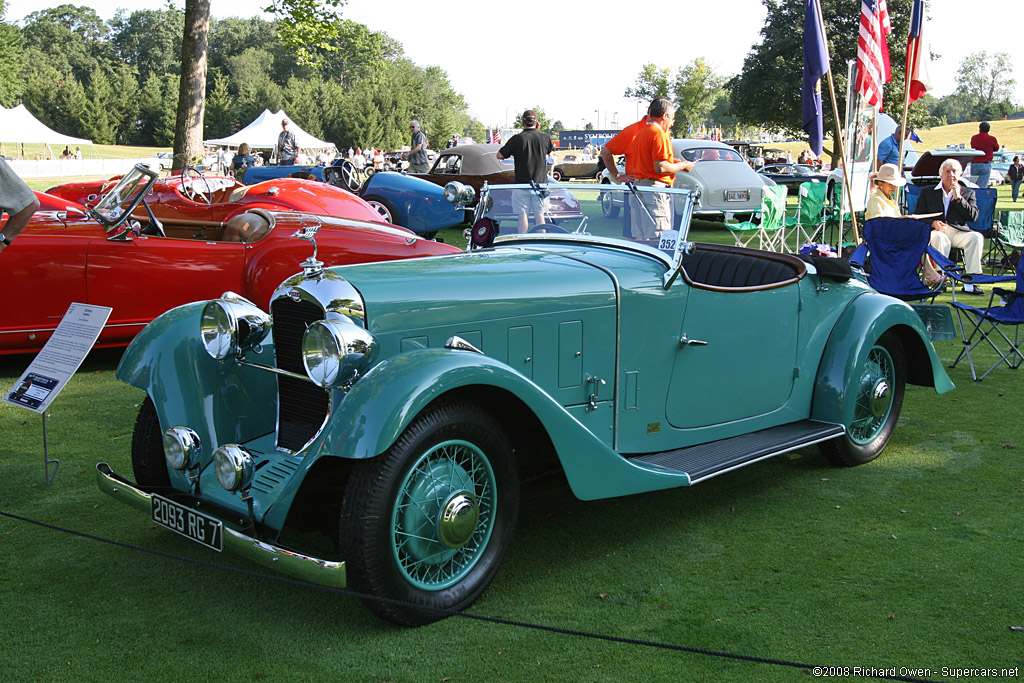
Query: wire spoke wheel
392,439,496,590
848,345,895,444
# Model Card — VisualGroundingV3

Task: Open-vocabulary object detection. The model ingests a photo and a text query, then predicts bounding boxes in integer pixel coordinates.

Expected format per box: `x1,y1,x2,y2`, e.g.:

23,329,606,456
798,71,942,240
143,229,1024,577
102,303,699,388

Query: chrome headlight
163,427,201,471
200,292,271,360
213,444,254,492
302,319,379,388
444,181,475,207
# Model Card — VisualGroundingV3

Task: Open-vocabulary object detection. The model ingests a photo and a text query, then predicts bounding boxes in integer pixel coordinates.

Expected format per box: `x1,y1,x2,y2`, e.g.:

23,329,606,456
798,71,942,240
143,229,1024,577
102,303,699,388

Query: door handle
679,334,708,347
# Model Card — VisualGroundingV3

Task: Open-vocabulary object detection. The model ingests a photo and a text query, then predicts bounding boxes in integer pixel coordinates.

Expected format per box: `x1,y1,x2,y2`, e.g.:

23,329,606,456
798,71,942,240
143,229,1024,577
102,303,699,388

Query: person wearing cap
599,97,670,184
0,157,40,255
627,98,694,240
497,109,554,233
876,125,911,170
408,120,430,173
913,158,984,294
277,118,299,166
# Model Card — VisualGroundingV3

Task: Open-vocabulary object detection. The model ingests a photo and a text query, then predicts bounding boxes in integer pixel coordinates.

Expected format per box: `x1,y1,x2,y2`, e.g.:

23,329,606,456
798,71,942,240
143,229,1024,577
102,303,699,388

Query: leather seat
223,211,273,243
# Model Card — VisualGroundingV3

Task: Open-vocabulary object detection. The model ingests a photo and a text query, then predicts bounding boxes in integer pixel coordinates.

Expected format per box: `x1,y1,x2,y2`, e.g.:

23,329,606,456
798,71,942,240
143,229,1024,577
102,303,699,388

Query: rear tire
821,332,906,467
363,195,399,226
600,182,620,218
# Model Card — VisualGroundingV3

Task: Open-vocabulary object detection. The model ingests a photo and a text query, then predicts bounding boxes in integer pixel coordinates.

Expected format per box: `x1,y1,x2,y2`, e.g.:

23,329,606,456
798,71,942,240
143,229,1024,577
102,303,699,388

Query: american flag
855,0,892,110
489,129,501,144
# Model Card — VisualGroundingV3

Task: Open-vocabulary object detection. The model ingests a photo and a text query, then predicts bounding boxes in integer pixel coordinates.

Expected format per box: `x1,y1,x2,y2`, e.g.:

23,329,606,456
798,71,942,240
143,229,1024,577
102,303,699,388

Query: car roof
435,143,509,175
672,139,735,151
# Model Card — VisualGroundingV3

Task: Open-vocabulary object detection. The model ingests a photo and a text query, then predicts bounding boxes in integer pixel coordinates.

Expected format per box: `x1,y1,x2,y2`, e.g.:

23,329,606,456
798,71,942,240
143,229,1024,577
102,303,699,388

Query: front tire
362,195,399,226
340,401,519,626
600,181,620,218
821,333,906,466
131,396,170,487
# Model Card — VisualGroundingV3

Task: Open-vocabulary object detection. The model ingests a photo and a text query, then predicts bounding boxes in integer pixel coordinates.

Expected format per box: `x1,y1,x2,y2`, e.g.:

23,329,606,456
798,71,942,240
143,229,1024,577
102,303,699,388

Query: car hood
331,244,620,336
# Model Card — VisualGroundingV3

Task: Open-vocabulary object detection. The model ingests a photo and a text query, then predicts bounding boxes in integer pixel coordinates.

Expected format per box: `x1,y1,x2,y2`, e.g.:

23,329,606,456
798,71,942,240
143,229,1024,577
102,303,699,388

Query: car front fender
812,292,954,427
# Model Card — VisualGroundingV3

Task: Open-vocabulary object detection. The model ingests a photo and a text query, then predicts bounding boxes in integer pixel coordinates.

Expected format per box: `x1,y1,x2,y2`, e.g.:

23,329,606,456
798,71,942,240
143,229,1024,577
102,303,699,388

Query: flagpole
814,0,860,245
896,4,919,208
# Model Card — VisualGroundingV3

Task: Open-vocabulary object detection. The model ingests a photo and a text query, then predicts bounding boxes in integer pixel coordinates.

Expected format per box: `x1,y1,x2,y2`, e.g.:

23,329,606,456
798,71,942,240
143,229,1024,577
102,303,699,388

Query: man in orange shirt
628,98,693,239
599,97,670,182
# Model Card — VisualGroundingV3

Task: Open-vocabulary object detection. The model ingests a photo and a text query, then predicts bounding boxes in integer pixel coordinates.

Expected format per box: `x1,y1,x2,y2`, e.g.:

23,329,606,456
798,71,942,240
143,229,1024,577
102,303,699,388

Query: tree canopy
0,1,471,156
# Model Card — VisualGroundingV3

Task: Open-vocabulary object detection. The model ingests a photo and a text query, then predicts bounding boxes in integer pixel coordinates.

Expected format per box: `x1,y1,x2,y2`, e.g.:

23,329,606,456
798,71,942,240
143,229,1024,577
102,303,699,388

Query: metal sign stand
42,413,60,486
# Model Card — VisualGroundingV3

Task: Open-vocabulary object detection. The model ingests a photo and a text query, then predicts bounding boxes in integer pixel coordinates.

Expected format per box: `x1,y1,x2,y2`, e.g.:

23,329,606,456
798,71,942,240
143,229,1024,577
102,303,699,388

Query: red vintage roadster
1,165,459,356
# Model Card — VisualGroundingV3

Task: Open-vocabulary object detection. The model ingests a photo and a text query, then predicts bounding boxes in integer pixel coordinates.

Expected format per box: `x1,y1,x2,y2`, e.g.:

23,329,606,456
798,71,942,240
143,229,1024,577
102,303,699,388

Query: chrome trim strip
236,358,314,383
0,322,148,335
96,463,346,588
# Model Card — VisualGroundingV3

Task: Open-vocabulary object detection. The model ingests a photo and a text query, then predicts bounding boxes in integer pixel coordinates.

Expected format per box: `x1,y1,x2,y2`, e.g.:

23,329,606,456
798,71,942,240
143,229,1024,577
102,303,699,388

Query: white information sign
4,303,113,414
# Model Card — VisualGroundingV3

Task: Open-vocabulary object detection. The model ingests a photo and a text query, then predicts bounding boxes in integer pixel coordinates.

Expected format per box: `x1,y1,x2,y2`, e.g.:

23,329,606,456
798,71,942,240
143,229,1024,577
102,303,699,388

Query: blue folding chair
849,217,941,302
949,265,1024,380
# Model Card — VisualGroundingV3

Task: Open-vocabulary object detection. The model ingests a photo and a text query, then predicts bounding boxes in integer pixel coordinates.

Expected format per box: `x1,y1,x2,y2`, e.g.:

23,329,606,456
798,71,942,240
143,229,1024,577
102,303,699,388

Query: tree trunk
172,0,210,172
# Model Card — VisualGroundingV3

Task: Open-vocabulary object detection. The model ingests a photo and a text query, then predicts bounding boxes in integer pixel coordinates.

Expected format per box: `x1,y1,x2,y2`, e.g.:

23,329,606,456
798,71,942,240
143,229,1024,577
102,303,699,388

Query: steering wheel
180,166,212,204
336,160,362,191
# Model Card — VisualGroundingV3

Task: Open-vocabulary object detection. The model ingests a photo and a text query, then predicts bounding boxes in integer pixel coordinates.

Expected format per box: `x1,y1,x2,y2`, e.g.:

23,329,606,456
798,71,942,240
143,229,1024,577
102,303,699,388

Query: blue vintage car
242,162,467,237
96,183,954,626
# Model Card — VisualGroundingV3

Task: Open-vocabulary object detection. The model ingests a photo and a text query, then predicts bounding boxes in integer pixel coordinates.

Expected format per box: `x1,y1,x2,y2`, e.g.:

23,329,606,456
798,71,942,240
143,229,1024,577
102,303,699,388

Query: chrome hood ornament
293,221,324,276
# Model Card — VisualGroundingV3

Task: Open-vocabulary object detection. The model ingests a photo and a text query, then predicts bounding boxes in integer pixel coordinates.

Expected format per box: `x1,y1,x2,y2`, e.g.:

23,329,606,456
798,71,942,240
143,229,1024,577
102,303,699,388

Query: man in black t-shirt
497,109,553,232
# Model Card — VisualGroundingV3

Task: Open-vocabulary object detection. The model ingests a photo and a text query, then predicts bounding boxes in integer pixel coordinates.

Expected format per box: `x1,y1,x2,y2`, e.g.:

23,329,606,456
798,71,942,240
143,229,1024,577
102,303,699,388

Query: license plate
151,494,223,552
725,189,750,201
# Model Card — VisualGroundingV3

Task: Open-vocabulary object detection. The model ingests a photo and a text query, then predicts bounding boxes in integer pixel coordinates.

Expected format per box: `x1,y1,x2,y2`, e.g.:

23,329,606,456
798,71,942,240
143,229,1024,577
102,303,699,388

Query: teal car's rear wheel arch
340,400,519,626
822,332,906,467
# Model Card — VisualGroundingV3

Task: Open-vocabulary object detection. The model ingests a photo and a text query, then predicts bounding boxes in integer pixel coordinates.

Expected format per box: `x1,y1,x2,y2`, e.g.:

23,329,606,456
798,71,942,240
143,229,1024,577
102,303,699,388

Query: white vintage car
599,138,774,219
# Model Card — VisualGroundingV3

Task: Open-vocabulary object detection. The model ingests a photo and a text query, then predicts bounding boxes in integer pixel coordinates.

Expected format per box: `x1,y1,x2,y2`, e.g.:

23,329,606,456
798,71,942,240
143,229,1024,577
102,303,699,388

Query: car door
85,233,247,345
665,280,800,430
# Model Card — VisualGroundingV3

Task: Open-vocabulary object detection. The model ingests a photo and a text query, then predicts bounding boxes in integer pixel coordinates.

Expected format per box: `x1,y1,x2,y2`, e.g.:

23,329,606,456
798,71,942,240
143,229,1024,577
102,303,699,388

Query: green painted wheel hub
391,439,496,591
849,345,895,444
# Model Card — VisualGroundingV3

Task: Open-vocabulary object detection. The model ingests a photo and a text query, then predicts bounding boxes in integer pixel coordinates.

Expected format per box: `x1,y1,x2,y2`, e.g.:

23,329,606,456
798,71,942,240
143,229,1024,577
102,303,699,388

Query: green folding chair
987,210,1024,274
728,185,788,251
785,182,829,249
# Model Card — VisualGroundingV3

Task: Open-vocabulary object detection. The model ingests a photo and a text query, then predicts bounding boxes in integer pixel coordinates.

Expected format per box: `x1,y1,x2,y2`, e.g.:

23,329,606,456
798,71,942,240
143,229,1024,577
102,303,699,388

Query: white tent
205,109,335,159
0,104,92,159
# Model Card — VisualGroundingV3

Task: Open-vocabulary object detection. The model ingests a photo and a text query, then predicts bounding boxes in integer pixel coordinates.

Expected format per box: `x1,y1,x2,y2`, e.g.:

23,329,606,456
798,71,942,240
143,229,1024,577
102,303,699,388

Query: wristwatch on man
0,232,10,247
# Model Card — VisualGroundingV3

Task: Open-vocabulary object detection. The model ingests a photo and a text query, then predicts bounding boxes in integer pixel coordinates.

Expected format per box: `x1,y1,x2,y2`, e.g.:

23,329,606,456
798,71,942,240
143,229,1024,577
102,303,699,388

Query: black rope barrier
0,508,947,682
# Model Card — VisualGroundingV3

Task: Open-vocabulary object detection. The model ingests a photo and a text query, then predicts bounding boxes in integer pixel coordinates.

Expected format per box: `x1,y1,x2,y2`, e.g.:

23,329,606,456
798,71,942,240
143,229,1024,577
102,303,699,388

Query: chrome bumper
95,463,346,588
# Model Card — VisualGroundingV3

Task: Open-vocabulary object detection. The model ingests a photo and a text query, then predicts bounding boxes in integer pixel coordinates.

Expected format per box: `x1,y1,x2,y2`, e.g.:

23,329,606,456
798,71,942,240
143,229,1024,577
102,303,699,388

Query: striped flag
855,0,889,109
905,0,932,104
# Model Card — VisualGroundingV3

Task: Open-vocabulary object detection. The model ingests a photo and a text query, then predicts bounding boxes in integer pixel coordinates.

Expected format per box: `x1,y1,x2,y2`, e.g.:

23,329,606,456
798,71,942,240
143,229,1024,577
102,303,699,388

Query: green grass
2,288,1023,681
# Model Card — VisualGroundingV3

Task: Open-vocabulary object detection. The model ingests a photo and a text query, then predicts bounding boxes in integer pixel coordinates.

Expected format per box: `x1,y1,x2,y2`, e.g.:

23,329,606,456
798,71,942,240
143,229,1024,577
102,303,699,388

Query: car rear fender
314,348,693,501
811,292,954,426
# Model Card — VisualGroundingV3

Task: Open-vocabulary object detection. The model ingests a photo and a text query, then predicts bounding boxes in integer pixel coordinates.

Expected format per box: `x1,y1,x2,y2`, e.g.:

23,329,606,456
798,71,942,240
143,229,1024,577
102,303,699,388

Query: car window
440,155,462,174
681,148,745,163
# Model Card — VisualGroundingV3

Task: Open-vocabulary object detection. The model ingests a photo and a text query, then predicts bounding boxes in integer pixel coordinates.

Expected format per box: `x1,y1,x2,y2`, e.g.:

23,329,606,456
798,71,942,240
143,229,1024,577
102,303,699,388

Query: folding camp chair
728,185,787,251
948,264,1024,380
848,217,942,302
926,245,1015,304
986,210,1024,274
786,181,829,249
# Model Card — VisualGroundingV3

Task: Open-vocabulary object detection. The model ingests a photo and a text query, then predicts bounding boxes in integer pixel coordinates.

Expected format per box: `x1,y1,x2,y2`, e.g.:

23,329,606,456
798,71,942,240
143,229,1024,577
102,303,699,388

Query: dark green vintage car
97,183,954,625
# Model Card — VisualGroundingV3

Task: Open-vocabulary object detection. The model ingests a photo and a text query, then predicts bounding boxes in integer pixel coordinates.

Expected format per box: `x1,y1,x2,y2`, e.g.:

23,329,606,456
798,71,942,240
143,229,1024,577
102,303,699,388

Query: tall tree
671,58,727,136
729,0,915,156
955,51,1016,108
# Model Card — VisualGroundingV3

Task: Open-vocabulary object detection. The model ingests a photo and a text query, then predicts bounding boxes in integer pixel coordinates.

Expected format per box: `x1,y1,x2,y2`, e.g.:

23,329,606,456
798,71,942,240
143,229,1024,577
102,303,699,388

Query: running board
630,420,844,484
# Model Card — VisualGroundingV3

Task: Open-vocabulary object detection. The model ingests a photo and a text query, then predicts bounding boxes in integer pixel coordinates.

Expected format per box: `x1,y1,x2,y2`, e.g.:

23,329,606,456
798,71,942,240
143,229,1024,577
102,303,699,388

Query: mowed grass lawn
3,129,1024,681
2,269,1023,679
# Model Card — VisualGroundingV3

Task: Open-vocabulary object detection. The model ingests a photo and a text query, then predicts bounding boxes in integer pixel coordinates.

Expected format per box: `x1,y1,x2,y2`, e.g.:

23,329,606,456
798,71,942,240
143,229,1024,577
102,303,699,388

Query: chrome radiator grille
272,297,330,452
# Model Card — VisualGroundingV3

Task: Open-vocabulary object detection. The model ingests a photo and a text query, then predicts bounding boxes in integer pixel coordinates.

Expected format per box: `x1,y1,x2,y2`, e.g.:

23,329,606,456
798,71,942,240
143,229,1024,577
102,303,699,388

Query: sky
3,0,1018,131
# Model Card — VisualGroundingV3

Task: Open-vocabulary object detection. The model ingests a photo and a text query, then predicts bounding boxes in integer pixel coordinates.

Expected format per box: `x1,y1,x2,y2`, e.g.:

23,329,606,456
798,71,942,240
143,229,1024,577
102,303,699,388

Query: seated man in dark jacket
913,158,983,294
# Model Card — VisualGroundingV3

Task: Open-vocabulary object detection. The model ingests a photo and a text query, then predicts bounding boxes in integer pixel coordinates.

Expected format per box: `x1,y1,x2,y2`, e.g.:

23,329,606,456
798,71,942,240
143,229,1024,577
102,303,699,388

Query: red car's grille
271,297,330,452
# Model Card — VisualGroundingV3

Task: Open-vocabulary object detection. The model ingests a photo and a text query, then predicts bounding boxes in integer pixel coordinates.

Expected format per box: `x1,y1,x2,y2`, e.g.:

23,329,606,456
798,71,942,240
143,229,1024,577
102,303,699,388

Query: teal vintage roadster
97,183,954,625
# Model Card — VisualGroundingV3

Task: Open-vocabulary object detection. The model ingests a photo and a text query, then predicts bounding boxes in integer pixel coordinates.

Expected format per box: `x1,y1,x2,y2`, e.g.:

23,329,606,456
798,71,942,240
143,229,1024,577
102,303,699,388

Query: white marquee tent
205,109,335,159
0,104,93,158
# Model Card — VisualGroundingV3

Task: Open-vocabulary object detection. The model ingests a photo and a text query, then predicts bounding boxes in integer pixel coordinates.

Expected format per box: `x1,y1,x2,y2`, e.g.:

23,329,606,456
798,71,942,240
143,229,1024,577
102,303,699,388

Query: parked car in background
95,180,952,627
2,164,458,355
552,153,600,181
410,143,515,195
152,151,174,170
599,139,774,219
756,163,829,194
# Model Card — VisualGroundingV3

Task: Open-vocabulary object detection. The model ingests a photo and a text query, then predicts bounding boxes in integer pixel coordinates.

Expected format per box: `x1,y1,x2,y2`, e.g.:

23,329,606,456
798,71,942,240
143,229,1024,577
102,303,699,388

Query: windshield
92,164,159,229
464,182,698,262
